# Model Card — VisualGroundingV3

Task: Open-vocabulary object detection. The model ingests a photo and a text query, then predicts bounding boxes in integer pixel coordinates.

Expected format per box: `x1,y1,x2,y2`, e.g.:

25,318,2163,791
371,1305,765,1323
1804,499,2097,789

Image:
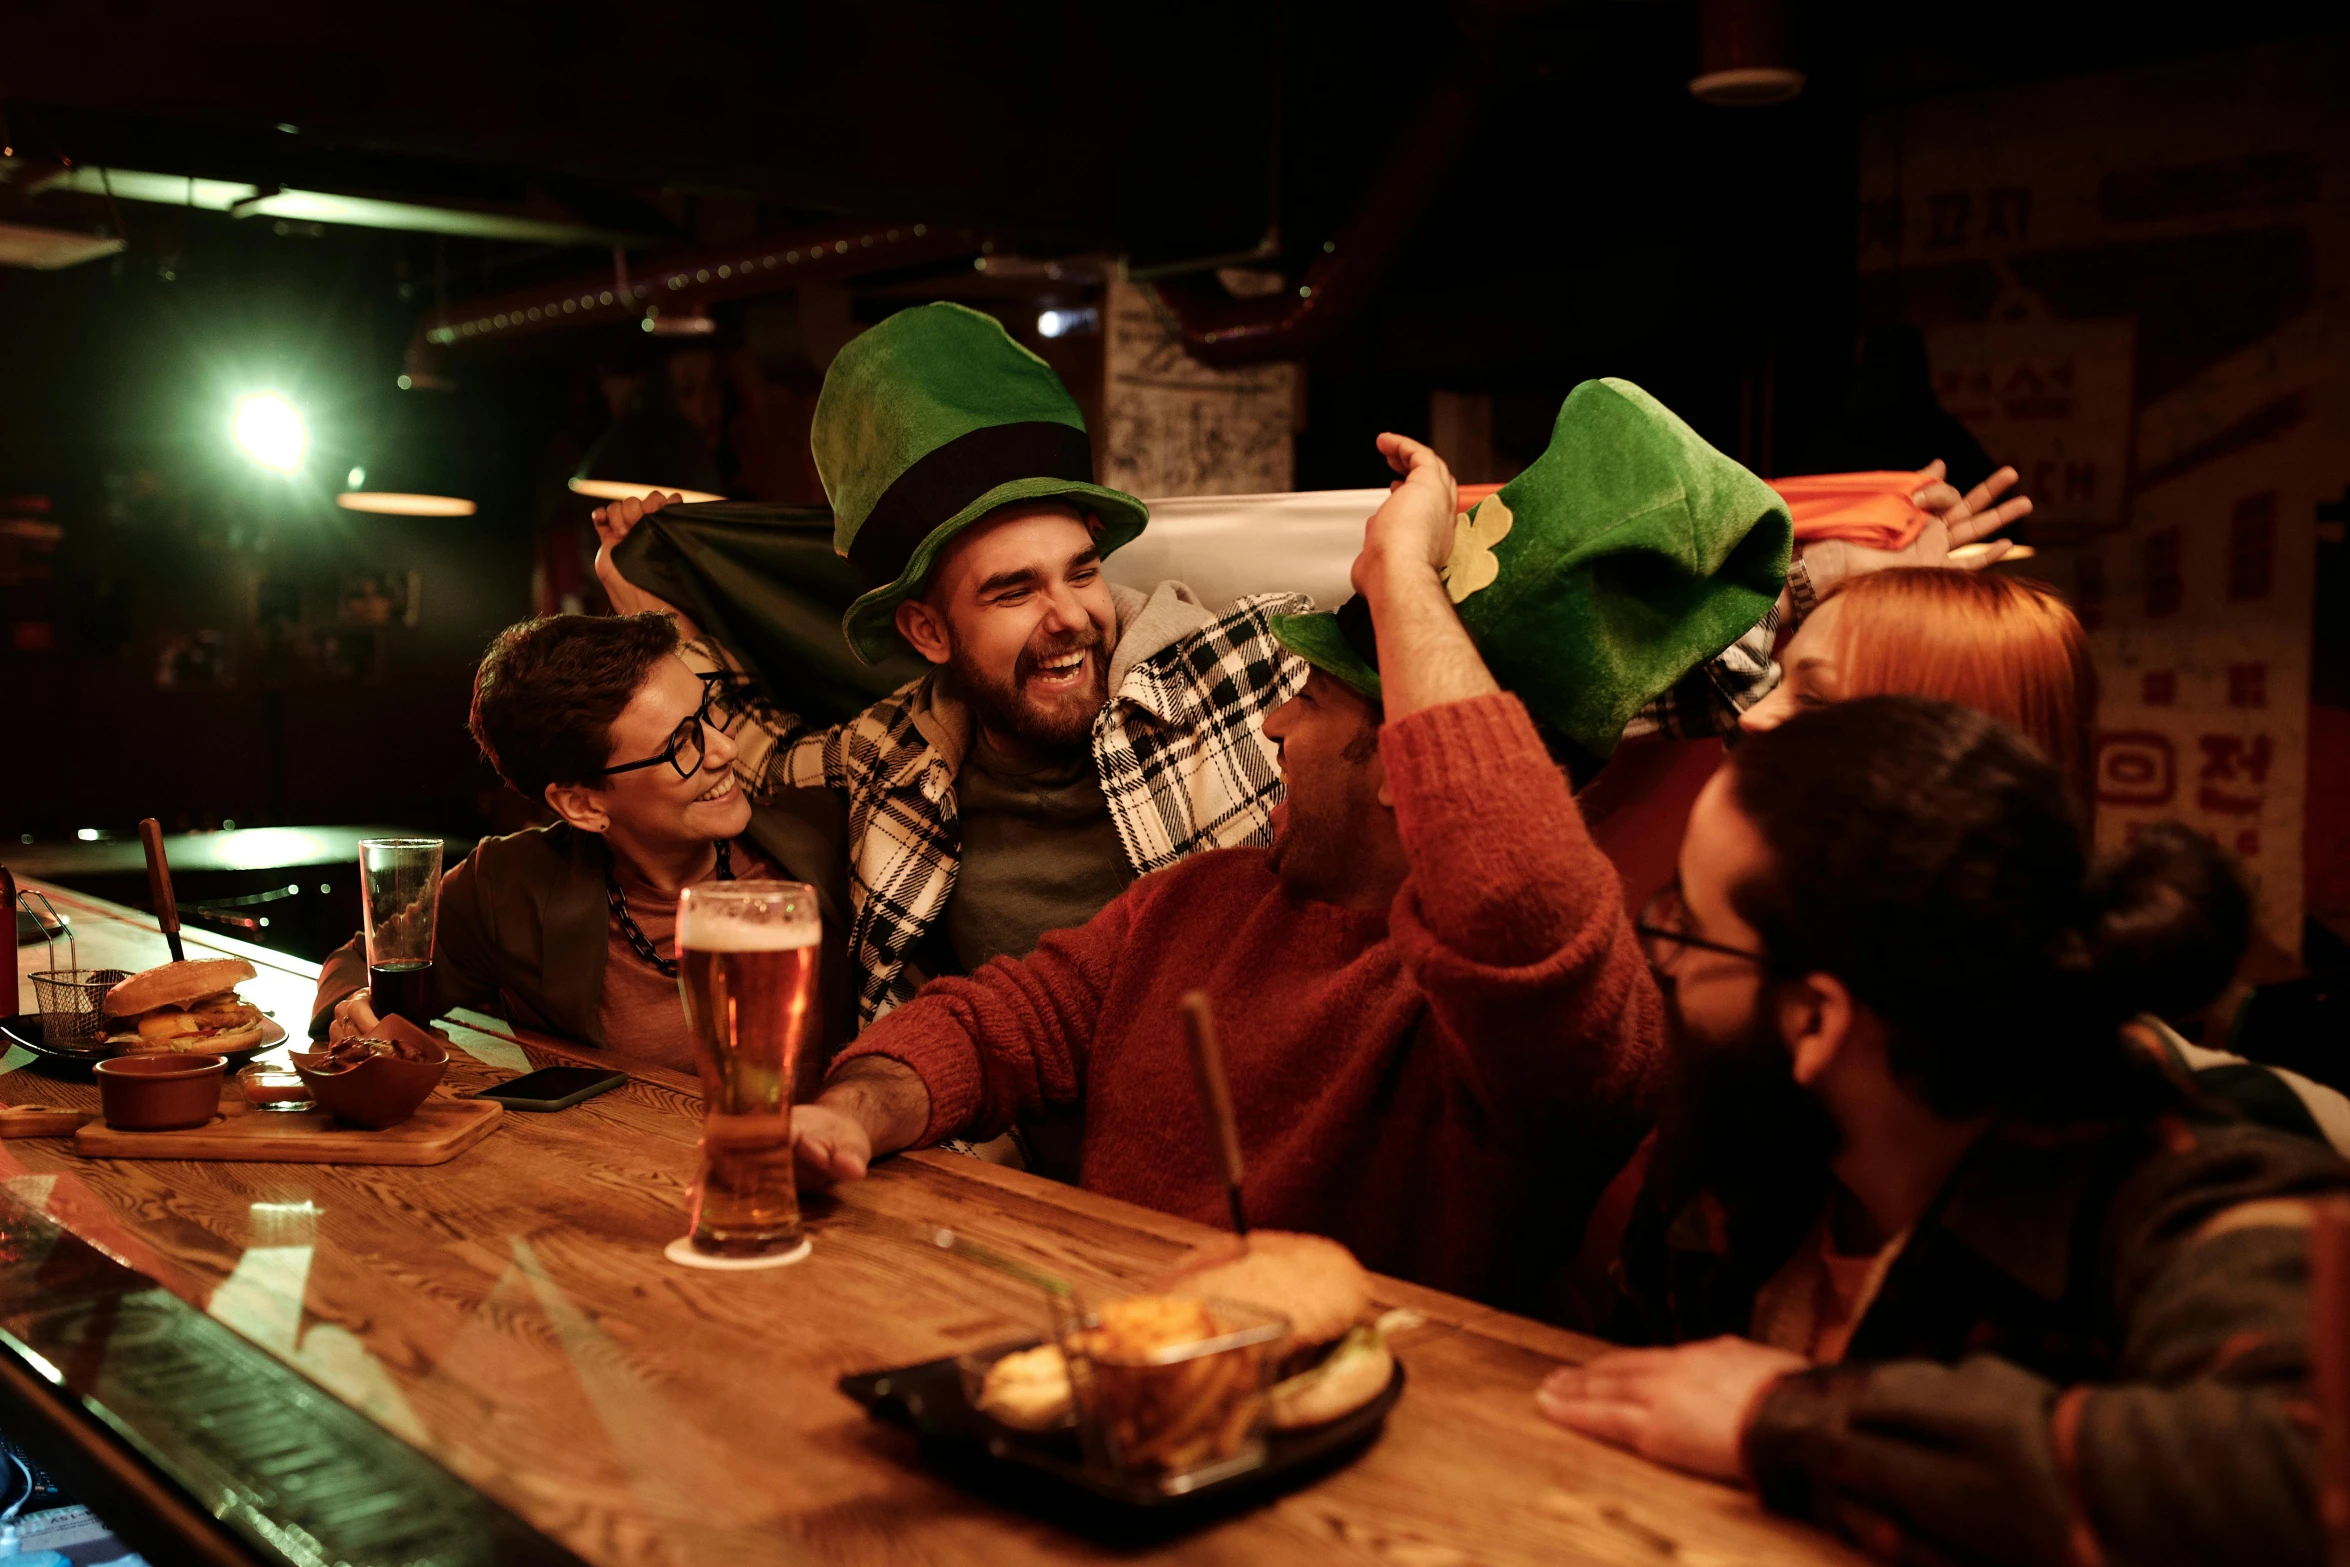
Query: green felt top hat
1273,377,1790,766
815,302,1149,664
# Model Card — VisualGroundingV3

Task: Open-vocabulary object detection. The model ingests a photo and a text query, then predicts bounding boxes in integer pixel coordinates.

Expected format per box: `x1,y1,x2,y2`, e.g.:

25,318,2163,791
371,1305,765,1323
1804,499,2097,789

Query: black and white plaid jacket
688,586,1776,1025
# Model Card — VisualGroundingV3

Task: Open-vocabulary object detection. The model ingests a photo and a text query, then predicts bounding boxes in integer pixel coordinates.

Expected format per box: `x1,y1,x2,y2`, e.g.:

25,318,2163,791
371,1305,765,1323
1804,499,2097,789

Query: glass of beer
674,880,821,1265
358,838,444,1025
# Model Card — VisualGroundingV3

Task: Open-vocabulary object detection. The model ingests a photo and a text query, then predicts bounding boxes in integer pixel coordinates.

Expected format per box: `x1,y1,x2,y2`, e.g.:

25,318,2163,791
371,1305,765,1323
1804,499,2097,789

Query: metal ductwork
402,219,987,383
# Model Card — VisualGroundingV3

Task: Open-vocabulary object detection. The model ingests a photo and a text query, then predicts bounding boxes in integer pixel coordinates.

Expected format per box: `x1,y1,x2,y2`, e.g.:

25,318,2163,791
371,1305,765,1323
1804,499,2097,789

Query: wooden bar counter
4,878,1860,1566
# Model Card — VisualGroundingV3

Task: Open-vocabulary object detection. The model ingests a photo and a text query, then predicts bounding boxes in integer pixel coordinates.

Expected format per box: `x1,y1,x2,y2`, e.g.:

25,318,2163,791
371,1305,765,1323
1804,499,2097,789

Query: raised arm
1794,459,2035,610
594,490,847,797
592,492,704,638
1350,433,1493,718
1354,434,1664,1143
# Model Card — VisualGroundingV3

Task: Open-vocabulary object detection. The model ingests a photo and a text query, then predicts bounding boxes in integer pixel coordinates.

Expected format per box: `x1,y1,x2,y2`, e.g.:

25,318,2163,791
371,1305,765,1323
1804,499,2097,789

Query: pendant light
337,385,480,517
1690,0,1805,106
568,392,725,505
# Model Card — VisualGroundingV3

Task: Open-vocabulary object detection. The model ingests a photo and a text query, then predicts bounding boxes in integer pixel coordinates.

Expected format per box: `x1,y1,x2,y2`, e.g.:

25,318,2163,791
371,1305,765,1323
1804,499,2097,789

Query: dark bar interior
1,5,2346,1564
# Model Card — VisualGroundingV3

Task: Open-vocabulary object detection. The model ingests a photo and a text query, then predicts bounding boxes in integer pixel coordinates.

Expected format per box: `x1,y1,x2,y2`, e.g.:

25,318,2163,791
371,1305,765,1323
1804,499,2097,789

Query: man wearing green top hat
597,304,1786,1049
602,302,1319,1033
780,379,1795,1309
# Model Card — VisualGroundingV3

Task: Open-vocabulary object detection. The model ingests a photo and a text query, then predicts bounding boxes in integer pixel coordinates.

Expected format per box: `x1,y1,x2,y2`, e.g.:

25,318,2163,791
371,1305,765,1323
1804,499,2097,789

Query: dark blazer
311,787,856,1061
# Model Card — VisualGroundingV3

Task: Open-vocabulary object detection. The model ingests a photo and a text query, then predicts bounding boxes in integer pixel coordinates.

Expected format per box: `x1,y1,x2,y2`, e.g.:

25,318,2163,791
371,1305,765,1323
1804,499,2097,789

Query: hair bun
2081,822,2251,1024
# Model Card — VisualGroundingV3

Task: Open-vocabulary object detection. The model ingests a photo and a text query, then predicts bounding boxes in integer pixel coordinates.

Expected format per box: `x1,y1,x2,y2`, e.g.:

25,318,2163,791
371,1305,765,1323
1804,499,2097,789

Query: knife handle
139,818,185,963
2,865,17,1014
1179,989,1248,1215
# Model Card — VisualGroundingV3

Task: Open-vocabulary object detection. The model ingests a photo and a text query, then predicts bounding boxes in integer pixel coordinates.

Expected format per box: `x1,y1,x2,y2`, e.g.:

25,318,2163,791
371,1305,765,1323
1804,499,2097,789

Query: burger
973,1234,1400,1443
102,959,267,1054
1165,1231,1395,1430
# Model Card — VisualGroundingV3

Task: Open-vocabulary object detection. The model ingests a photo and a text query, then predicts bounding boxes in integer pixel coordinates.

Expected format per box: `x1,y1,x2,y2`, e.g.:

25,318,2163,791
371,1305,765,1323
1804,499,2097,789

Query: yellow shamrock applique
1440,494,1513,605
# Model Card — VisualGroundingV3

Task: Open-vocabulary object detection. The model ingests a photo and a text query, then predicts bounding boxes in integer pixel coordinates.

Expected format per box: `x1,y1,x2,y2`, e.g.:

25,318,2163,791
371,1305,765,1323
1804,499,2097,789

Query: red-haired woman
1737,567,2350,1151
1739,567,2095,807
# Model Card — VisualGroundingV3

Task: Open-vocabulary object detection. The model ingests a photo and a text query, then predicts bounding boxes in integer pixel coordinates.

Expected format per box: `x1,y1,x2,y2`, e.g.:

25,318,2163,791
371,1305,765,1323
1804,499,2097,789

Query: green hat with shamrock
815,301,1149,664
1272,377,1790,766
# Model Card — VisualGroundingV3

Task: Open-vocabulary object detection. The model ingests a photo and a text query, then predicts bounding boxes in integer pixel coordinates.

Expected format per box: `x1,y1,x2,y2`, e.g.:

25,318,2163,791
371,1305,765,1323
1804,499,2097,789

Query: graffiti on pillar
1100,277,1297,498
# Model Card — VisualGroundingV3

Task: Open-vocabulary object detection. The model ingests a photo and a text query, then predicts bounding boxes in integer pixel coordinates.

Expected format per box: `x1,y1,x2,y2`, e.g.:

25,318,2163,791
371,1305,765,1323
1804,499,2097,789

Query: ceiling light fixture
335,387,482,517
1689,0,1804,106
31,166,638,245
336,491,478,517
567,478,725,504
1037,306,1099,339
232,394,308,473
570,393,726,506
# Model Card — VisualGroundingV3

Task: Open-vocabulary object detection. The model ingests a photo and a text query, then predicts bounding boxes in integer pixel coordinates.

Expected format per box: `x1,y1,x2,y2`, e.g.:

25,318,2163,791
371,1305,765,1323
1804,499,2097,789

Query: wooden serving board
0,1103,94,1138
73,1093,503,1165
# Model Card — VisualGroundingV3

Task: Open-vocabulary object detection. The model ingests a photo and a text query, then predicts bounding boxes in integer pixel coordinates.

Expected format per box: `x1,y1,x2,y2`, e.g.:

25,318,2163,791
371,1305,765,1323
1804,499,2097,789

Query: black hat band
847,420,1098,587
1334,593,1382,675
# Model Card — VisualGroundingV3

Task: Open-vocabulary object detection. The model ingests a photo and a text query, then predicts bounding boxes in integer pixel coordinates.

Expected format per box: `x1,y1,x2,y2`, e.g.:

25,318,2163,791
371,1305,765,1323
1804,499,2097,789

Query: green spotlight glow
232,393,308,473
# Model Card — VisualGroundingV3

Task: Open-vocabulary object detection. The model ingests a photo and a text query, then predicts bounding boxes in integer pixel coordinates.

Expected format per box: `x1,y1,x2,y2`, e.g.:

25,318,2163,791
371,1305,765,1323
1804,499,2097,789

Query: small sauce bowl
95,1053,228,1132
236,1062,315,1113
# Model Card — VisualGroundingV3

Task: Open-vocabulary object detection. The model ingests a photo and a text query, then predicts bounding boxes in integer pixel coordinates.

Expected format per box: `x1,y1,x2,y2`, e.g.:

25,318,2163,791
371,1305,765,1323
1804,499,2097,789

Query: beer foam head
676,888,820,952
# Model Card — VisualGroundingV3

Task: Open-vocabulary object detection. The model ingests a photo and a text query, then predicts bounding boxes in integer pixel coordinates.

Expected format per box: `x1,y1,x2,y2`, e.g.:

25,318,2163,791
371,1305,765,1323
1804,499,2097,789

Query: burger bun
1164,1231,1370,1352
104,959,258,1018
1269,1328,1394,1430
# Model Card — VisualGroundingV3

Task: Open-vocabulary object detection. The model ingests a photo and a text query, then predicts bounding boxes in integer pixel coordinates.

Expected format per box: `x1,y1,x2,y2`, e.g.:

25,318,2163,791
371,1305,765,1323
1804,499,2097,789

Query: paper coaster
663,1235,811,1271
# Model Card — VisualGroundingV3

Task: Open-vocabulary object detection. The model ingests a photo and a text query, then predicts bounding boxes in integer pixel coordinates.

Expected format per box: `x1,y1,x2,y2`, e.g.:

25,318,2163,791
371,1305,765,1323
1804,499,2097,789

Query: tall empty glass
674,881,820,1263
359,839,444,1026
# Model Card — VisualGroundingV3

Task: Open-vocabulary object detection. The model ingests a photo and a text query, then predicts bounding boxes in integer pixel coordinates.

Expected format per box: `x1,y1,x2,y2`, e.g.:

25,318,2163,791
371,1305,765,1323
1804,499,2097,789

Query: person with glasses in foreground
312,613,852,1072
1543,694,2349,1567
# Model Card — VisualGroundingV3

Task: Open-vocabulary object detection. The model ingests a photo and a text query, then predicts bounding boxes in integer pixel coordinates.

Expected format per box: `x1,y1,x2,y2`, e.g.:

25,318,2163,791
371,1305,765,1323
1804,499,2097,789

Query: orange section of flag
1460,473,1927,551
1456,482,1507,515
1768,471,1930,551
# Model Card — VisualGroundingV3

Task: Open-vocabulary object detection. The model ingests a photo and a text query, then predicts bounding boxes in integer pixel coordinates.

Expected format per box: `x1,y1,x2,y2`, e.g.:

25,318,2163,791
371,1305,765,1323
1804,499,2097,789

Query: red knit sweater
836,693,1665,1308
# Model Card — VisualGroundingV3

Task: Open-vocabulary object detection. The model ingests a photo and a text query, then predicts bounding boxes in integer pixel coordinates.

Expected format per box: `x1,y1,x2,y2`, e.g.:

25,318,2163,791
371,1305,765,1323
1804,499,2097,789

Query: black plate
839,1343,1402,1536
0,1015,286,1079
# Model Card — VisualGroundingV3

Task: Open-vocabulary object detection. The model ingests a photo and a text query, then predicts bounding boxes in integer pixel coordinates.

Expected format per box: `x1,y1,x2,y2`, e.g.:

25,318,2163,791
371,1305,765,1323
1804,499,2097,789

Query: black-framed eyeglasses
1633,879,1771,974
597,671,727,780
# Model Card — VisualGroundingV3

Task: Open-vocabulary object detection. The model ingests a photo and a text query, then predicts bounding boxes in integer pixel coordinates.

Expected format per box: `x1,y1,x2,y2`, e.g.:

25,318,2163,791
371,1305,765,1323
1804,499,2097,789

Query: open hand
1803,461,2034,600
791,1101,875,1189
1535,1336,1806,1483
1350,432,1459,601
1911,459,2033,554
591,491,695,624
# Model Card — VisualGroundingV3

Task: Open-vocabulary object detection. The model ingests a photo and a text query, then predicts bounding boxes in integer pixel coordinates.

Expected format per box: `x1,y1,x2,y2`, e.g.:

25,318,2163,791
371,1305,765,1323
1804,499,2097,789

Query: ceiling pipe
1146,55,1485,367
402,218,986,384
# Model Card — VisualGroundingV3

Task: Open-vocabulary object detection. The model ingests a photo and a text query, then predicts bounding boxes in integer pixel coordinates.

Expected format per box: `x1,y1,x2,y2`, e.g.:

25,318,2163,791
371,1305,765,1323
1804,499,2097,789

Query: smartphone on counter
474,1065,628,1112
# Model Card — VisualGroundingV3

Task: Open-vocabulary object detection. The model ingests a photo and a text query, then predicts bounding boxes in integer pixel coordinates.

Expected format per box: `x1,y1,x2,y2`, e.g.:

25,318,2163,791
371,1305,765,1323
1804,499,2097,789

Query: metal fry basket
18,892,126,1048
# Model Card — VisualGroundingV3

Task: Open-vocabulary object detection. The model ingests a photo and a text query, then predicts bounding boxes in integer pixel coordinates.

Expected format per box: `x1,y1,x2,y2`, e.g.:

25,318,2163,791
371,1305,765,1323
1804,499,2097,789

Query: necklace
605,838,733,978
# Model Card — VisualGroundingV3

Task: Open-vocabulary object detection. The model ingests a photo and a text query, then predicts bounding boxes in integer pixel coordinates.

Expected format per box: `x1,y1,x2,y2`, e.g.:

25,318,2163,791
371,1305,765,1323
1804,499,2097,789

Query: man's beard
946,622,1110,749
1652,980,1841,1250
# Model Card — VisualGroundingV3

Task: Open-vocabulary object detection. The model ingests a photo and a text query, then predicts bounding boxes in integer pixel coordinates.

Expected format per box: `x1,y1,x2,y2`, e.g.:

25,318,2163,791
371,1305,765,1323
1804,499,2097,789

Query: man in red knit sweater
791,382,1791,1308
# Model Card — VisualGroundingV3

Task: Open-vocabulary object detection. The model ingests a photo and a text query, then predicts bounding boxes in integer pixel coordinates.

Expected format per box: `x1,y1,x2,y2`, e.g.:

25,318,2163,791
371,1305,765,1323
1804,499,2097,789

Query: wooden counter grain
5,877,1860,1566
